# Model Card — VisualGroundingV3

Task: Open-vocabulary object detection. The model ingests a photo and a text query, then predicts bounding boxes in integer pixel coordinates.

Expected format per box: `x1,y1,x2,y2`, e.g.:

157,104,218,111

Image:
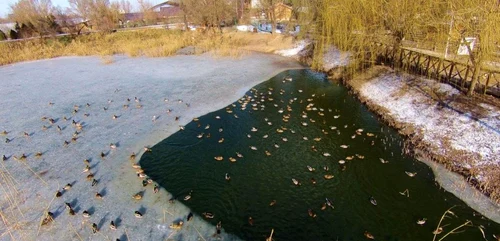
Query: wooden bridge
372,43,500,97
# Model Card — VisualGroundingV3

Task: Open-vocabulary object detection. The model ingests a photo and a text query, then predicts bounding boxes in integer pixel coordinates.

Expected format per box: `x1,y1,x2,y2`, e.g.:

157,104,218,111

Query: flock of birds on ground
1,74,486,240
0,91,229,240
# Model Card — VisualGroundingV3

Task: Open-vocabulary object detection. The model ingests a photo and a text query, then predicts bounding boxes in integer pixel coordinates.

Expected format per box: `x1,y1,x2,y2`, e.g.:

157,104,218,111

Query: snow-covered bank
347,66,500,222
0,53,303,240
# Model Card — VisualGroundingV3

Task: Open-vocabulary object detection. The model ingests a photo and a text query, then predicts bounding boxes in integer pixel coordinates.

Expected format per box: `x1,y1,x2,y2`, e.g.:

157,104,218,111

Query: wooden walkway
373,43,500,97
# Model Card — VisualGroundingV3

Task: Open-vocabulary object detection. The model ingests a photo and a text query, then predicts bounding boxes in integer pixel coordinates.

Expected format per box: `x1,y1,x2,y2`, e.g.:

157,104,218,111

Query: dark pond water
140,69,500,241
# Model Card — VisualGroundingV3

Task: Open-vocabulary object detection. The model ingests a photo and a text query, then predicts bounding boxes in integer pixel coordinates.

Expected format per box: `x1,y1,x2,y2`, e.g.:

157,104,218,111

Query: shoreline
340,66,500,223
0,53,303,240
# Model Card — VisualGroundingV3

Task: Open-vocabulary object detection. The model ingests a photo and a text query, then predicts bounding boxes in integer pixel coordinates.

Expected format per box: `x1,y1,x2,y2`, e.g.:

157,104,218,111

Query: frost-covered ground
0,53,303,241
349,67,500,221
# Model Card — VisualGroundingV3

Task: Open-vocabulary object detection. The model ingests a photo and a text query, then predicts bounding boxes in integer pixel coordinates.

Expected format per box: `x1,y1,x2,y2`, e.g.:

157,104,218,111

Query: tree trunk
183,14,188,31
467,59,482,95
270,1,276,34
463,36,482,96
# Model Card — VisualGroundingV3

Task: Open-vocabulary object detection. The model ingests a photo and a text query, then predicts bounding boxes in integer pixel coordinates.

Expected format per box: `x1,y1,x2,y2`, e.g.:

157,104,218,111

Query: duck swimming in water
307,166,315,172
325,198,334,209
308,209,317,218
364,231,375,240
225,173,231,181
292,178,301,186
202,212,214,219
417,218,427,225
324,175,334,180
269,200,276,206
369,196,377,206
405,171,417,177
184,190,192,201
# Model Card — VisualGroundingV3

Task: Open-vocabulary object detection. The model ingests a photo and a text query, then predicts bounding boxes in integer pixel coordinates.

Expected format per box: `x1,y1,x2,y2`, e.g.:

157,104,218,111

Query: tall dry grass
0,29,296,66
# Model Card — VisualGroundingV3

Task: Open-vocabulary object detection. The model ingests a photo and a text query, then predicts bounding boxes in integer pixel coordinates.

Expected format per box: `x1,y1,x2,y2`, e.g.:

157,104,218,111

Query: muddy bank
340,66,500,222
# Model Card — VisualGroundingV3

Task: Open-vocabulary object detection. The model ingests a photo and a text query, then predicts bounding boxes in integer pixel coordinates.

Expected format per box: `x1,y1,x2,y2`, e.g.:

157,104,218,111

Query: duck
202,212,214,219
364,231,375,240
214,156,223,161
218,138,224,143
338,160,346,164
112,115,118,120
82,210,91,218
225,173,231,181
55,190,62,198
82,165,90,173
282,137,288,142
340,145,349,149
248,217,254,226
369,196,377,206
154,185,159,193
405,171,417,177
379,158,389,164
251,127,258,132
92,179,98,187
292,178,301,186
205,124,210,130
303,136,308,140
41,212,54,225
68,207,75,215
170,220,184,229
229,157,236,162
197,133,204,139
132,192,143,200
130,153,136,161
110,221,117,230
250,146,257,151
323,153,331,157
323,166,329,171
86,174,94,181
109,143,117,149
64,183,72,190
307,166,315,172
308,209,317,218
269,200,276,206
325,198,334,209
95,192,103,199
236,152,243,158
324,174,334,180
433,227,443,235
311,178,317,184
91,223,98,233
263,134,269,138
35,152,43,158
0,130,8,135
134,211,143,218
100,152,106,158
417,218,427,225
265,150,271,156
184,190,192,201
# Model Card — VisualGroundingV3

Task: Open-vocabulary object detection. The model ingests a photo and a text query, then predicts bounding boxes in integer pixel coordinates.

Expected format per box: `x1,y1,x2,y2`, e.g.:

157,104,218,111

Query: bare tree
9,0,60,38
119,0,132,13
69,0,120,32
137,0,156,25
181,0,236,32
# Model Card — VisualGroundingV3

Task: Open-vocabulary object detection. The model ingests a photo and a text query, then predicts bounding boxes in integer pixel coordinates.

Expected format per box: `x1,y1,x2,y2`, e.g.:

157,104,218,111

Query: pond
140,69,500,240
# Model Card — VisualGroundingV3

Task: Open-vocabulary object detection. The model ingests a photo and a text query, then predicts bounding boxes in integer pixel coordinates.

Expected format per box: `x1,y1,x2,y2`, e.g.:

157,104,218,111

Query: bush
0,30,6,41
8,29,18,39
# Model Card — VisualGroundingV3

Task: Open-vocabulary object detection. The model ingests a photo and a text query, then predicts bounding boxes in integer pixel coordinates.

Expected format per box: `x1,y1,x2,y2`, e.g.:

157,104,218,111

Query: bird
202,212,214,219
55,190,62,198
95,192,103,199
405,171,417,177
41,212,54,226
91,223,98,234
187,212,194,221
82,210,91,218
417,218,427,225
154,185,159,193
134,211,143,218
2,155,8,161
132,192,143,200
169,221,184,229
91,179,98,186
364,231,375,240
110,221,117,230
225,173,231,181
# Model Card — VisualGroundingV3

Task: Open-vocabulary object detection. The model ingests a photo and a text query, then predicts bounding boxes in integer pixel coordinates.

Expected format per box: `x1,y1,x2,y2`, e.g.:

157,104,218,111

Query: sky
0,0,166,18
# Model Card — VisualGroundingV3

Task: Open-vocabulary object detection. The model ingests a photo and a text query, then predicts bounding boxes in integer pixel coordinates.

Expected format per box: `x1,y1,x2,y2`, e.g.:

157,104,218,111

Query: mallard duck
86,173,94,180
338,160,345,164
41,212,54,225
132,192,143,200
218,138,224,143
303,136,309,140
311,178,317,184
269,200,276,206
433,227,443,235
134,211,143,218
187,212,194,221
292,178,300,186
95,192,103,199
112,115,118,120
236,152,243,158
154,185,159,193
55,190,62,198
109,143,117,149
82,165,90,173
340,145,349,149
197,133,204,139
214,156,223,161
379,158,389,164
35,152,43,158
91,179,98,186
64,183,72,190
323,153,331,157
82,210,90,218
68,207,75,215
229,157,236,162
202,212,214,219
184,190,192,201
130,153,136,161
265,150,271,156
364,231,375,239
0,130,8,135
417,218,427,225
110,221,117,230
369,196,377,206
324,175,334,180
405,171,417,177
282,137,288,142
251,127,258,132
250,146,257,151
307,166,315,172
325,198,334,209
225,173,231,181
308,209,317,218
169,221,184,229
100,152,106,158
248,217,254,226
91,223,98,233
345,156,354,160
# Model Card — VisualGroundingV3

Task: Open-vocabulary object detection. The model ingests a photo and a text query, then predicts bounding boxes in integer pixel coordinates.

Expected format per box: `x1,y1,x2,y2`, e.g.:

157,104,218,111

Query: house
120,1,183,25
273,2,292,21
